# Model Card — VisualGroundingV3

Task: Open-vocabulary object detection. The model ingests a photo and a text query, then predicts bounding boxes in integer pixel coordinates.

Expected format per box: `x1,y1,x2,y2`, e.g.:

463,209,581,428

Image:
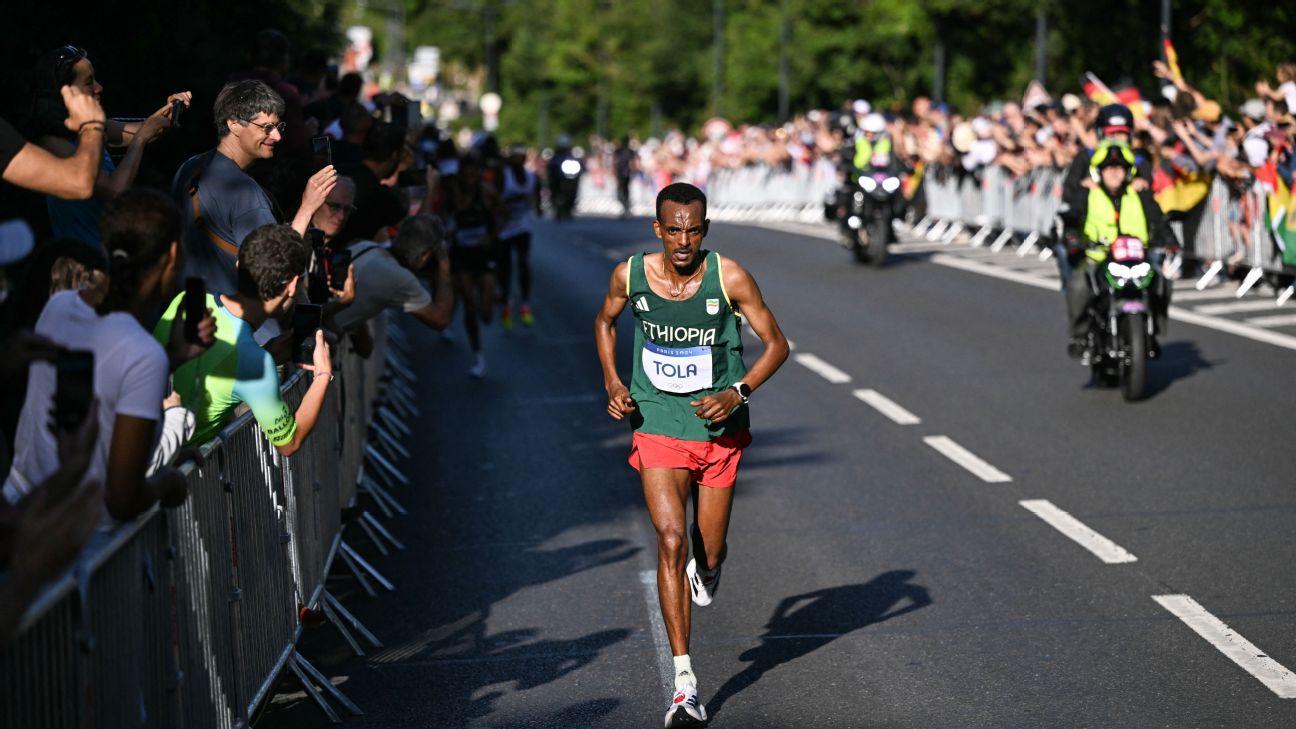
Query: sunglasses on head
51,45,87,85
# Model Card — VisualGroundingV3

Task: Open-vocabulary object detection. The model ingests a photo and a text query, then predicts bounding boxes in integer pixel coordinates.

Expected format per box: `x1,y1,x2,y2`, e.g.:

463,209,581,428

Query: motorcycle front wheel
1121,313,1148,402
867,218,889,267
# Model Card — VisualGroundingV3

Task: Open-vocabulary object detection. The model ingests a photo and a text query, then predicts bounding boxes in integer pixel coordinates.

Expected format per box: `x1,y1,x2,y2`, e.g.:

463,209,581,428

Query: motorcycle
1080,235,1157,401
550,154,582,221
840,170,902,267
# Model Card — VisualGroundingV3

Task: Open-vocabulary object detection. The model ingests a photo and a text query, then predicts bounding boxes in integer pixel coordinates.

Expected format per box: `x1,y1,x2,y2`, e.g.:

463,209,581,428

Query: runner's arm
690,257,789,422
722,257,788,392
594,262,636,420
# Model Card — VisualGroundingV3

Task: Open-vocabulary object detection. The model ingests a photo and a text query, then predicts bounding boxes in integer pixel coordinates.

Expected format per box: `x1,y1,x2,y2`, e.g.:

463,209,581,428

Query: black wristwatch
731,382,751,405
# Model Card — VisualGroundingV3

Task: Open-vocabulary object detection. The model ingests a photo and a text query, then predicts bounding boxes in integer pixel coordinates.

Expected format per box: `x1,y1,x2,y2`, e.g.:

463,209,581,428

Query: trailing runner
594,182,789,727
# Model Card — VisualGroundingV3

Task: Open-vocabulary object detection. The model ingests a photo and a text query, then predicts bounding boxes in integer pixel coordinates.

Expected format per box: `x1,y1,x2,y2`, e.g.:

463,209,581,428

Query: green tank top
627,250,748,442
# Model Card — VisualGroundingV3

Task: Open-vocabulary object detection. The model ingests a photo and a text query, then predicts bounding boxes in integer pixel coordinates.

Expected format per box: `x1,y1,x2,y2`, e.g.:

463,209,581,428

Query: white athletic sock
673,655,696,691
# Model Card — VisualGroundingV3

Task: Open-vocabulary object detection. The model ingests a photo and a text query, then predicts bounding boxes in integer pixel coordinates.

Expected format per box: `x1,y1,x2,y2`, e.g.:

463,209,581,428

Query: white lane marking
852,389,921,425
1170,286,1242,301
1018,499,1137,564
639,570,675,693
787,339,797,351
928,253,1058,291
922,435,1012,483
755,220,1296,353
933,252,1296,352
1245,313,1296,328
1167,306,1296,352
793,353,851,383
1194,299,1287,315
1153,594,1296,699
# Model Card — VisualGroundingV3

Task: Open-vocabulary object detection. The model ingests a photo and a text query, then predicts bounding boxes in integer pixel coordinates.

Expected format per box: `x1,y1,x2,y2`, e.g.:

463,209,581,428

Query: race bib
642,340,713,394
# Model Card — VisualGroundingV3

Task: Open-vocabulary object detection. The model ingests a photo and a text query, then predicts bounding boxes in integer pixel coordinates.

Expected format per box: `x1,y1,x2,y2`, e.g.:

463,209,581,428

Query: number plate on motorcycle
1111,237,1145,263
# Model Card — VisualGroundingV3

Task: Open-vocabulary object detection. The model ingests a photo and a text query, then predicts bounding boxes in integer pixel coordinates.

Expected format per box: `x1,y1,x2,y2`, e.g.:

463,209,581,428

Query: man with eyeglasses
309,176,357,248
171,80,337,296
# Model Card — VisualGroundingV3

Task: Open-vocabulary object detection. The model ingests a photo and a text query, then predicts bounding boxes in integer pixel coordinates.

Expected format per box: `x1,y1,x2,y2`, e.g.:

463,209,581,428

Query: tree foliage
406,0,1295,143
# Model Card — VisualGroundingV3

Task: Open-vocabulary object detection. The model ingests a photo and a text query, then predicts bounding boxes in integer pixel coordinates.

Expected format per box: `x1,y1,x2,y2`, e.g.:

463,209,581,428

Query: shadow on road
450,628,633,724
1144,340,1217,398
707,570,932,718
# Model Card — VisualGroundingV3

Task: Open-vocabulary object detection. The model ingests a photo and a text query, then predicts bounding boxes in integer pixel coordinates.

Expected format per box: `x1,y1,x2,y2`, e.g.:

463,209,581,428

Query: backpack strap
186,150,243,259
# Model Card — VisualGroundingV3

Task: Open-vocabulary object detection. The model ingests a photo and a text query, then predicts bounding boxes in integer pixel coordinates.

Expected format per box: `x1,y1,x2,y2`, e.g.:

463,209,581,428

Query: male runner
594,182,789,727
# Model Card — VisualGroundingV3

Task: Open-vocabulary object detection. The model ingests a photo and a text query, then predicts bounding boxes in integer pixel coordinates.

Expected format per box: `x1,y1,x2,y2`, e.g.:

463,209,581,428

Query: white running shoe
468,354,486,379
685,558,721,607
664,684,707,727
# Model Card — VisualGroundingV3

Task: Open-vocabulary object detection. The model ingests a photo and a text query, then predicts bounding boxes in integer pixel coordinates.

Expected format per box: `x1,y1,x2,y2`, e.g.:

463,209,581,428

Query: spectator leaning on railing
3,190,212,521
172,80,337,295
29,45,191,251
331,214,454,358
335,121,422,245
154,224,335,455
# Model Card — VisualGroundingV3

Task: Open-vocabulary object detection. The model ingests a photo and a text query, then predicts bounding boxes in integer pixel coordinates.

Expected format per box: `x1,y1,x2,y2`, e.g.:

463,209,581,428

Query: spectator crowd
582,52,1296,275
0,30,539,642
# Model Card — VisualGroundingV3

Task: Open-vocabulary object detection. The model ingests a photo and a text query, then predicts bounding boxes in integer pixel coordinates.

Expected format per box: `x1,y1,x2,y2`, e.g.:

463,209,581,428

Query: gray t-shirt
172,150,278,295
332,241,432,331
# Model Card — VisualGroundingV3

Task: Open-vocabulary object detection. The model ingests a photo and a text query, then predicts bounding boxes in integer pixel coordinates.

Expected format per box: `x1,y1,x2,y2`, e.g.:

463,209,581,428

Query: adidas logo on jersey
634,296,650,312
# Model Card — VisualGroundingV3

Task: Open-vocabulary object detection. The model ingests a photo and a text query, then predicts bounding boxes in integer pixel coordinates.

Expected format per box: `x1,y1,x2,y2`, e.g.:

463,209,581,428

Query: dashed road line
1018,499,1137,564
793,353,852,384
922,435,1012,483
1153,594,1296,699
852,389,921,425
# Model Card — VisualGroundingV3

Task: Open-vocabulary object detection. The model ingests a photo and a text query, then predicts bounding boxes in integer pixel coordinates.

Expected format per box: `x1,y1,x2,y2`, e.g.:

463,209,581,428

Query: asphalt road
261,214,1296,729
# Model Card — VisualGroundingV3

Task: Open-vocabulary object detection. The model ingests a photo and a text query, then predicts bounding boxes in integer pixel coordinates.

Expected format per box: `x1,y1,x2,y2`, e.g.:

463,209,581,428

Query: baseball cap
1240,99,1267,121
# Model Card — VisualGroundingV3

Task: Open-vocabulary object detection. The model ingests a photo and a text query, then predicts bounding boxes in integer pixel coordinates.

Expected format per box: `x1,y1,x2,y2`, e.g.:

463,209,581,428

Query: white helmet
862,113,886,134
852,99,871,116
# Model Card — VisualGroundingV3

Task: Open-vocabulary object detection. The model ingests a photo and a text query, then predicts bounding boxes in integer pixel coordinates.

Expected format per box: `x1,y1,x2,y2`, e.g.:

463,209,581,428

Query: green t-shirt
154,293,297,446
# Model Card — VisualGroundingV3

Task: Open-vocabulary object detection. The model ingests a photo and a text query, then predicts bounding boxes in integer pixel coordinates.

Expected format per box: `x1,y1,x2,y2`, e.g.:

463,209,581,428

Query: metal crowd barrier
920,163,1294,302
917,165,1066,256
577,159,839,223
1187,176,1289,297
1,315,394,728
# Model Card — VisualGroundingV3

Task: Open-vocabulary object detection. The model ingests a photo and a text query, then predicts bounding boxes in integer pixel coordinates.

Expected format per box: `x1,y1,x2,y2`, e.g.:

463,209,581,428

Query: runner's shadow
707,570,932,718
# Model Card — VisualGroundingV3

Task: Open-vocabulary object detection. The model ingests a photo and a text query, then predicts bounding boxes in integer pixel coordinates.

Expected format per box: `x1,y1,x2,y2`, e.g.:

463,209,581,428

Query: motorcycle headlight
858,176,877,192
1106,262,1132,280
852,192,864,203
881,177,901,193
560,159,582,176
1129,262,1151,280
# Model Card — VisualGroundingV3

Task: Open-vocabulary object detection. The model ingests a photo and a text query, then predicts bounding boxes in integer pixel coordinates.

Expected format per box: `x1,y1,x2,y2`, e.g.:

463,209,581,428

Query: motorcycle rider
547,134,581,220
1057,104,1154,289
1064,140,1172,361
853,113,893,174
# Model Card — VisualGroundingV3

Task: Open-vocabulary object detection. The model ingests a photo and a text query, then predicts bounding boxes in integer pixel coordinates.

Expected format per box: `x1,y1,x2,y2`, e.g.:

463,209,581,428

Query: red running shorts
628,430,752,489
